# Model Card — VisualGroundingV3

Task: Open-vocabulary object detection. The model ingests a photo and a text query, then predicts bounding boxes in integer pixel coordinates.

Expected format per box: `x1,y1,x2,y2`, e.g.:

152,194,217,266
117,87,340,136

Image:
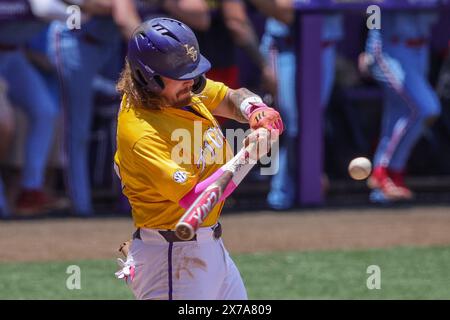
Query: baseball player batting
113,17,283,300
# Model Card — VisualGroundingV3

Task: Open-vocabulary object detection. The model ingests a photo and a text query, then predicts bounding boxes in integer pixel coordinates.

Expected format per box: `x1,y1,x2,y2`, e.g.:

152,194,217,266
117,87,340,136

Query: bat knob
175,222,195,241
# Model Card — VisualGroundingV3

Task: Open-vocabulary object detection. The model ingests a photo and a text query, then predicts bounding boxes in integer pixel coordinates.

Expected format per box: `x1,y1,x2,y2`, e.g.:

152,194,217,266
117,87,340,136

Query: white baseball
348,157,372,180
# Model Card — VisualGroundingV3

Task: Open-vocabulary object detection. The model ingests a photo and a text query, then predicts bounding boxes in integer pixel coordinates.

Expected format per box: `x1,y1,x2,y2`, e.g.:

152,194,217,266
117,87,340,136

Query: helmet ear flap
153,75,165,91
144,75,164,93
129,57,165,93
133,68,148,87
133,70,165,93
192,75,206,94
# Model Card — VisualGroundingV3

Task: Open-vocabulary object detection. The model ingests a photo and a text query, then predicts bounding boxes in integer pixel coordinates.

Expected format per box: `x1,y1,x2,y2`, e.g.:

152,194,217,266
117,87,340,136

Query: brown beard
166,97,193,108
164,87,194,108
170,96,193,108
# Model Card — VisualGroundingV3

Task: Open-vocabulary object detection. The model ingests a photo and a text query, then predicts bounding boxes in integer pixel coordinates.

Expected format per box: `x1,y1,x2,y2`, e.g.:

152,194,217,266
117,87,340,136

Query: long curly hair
116,60,164,110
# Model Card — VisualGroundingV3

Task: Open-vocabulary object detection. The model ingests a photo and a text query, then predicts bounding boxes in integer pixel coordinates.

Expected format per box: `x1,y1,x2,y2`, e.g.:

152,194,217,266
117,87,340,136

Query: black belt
133,223,222,242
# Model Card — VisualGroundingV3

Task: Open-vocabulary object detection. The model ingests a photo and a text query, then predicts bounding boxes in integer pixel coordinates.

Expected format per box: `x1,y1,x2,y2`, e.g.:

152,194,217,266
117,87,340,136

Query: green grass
1,246,450,299
237,246,450,299
0,260,134,300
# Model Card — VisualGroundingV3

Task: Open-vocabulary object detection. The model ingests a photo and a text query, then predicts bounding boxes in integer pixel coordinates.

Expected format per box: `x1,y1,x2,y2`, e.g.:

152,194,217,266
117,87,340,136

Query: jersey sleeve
132,135,198,203
200,79,229,112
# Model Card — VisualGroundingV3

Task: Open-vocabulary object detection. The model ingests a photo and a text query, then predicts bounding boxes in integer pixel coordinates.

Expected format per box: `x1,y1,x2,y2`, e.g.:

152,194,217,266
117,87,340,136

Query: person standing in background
359,10,441,203
0,0,83,215
46,0,139,216
196,0,276,94
251,0,344,209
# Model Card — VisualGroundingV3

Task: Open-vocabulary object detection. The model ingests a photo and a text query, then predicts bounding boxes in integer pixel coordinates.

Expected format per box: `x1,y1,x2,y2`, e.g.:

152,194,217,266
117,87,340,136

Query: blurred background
2,0,449,218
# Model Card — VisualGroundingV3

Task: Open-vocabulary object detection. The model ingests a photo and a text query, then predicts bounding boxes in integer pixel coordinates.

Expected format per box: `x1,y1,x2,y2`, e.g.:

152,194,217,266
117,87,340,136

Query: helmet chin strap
190,92,207,102
191,75,207,94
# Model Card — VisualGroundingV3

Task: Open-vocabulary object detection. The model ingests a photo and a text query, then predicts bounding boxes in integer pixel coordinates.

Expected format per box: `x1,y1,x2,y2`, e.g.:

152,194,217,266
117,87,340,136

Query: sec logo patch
173,170,187,183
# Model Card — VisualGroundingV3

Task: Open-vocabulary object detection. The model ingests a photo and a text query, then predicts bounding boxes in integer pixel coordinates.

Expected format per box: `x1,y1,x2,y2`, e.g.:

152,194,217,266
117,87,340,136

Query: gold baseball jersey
114,79,233,229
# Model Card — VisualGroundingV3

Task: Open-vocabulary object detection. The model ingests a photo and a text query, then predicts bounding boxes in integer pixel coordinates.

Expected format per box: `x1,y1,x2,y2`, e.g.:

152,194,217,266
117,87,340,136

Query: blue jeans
366,30,441,170
47,21,121,215
0,51,59,189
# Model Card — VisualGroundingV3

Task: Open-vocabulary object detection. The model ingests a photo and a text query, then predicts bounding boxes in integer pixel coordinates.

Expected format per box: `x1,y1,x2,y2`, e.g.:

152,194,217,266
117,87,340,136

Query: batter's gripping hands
248,103,284,134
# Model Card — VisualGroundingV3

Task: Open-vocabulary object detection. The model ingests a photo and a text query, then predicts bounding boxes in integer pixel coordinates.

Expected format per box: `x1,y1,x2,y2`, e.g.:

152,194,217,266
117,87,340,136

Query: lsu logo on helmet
183,44,198,62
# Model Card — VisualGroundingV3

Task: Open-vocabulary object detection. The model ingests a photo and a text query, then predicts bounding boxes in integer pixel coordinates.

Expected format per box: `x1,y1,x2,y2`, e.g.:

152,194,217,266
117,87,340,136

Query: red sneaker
388,169,414,200
15,189,69,216
367,166,412,201
367,166,388,189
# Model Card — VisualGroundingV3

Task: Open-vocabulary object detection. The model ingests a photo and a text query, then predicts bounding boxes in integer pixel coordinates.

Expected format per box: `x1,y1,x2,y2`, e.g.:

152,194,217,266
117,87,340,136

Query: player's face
160,77,195,108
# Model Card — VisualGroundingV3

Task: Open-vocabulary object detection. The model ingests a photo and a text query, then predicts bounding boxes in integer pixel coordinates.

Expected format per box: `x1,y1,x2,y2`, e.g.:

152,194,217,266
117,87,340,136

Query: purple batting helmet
127,17,211,93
